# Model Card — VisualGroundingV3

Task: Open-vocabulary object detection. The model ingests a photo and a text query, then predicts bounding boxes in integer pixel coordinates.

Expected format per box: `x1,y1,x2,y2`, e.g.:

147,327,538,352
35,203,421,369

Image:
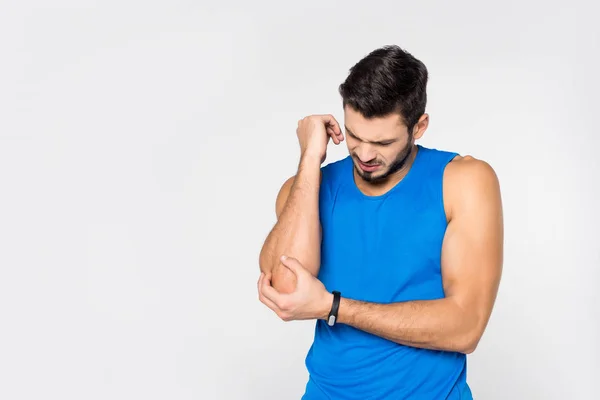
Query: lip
358,160,381,172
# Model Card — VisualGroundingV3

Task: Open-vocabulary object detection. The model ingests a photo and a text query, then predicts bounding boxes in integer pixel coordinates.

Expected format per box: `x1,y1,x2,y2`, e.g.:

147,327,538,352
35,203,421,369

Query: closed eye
345,127,396,146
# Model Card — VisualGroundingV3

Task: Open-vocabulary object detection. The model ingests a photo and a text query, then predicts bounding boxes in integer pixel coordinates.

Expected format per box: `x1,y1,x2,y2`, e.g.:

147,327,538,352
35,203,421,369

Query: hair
339,45,428,134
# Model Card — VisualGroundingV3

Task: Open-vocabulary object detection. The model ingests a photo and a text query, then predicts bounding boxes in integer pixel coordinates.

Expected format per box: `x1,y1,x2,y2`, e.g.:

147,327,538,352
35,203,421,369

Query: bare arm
334,157,503,354
258,154,323,294
258,114,343,294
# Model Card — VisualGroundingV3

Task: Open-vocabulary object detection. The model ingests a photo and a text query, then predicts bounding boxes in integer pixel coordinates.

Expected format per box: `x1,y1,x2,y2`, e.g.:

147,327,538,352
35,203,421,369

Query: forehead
343,106,407,139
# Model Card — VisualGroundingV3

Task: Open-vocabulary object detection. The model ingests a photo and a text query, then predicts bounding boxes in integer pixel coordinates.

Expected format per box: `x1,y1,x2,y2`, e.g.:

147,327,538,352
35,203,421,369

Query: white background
1,1,598,399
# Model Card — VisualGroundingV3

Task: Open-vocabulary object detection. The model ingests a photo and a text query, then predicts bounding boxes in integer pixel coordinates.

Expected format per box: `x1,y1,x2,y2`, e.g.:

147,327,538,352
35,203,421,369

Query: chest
318,191,448,303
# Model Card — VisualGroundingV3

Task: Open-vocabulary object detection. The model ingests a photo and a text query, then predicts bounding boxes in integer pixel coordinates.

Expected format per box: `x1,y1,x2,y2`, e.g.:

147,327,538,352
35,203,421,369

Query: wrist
320,291,334,320
300,151,323,166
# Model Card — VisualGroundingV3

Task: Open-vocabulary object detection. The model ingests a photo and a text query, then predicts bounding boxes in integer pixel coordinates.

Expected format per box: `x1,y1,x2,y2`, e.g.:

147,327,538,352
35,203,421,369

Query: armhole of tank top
319,164,332,201
323,157,349,200
319,162,336,217
439,153,460,226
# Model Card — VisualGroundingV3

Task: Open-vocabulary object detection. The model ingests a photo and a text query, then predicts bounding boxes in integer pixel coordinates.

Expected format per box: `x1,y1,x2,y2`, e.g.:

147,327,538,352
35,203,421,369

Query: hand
296,114,344,163
257,256,333,322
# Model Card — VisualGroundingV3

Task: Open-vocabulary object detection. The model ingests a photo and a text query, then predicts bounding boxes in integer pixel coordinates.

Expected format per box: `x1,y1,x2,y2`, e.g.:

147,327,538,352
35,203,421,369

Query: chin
357,168,387,183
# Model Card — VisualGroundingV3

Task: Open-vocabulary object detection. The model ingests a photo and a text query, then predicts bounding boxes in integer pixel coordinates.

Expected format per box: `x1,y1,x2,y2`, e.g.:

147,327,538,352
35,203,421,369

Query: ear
413,113,429,140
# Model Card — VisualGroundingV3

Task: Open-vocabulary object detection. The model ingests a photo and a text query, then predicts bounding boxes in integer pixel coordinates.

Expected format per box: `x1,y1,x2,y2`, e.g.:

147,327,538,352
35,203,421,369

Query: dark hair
339,45,428,134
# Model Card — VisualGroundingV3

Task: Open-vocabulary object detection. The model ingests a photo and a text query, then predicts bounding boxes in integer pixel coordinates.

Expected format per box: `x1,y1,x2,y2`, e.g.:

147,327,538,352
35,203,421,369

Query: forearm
259,154,322,292
335,296,479,354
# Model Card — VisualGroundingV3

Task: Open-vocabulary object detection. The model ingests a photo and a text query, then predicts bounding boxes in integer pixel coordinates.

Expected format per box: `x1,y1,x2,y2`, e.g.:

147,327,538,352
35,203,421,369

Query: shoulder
445,155,498,182
443,155,501,221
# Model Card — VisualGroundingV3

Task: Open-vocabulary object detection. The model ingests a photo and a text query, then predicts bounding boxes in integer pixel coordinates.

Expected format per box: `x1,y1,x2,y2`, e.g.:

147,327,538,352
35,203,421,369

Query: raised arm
258,115,344,294
259,156,322,294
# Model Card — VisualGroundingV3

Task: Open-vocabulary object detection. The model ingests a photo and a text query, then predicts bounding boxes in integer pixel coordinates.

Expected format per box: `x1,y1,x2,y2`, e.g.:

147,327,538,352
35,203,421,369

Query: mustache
353,156,381,166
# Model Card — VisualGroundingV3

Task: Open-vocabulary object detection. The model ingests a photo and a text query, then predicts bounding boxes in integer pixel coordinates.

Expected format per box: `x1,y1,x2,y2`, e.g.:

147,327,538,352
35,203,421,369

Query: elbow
270,263,297,294
258,246,279,275
459,328,483,355
258,250,297,294
258,247,271,275
461,341,478,355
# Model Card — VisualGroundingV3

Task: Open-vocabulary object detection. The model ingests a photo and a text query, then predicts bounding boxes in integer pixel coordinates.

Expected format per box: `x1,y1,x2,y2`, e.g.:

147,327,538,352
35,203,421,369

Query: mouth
357,160,381,172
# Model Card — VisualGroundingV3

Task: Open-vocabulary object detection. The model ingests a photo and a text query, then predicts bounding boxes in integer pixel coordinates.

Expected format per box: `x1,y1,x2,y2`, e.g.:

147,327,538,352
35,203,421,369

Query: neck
354,145,419,196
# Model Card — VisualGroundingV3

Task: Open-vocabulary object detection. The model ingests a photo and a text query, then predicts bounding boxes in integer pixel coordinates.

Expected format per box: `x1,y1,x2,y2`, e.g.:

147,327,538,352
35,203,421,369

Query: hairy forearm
335,297,480,354
259,154,322,293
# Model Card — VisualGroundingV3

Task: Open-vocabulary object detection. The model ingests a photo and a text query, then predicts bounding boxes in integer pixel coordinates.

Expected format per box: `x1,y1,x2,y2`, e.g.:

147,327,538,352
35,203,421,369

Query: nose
355,144,377,164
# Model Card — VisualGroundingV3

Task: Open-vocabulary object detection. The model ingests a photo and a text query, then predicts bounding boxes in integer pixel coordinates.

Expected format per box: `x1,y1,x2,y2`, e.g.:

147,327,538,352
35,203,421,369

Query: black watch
327,291,341,326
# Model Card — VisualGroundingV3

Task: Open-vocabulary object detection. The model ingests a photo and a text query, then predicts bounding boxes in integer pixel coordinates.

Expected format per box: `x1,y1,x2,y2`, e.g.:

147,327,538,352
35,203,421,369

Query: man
257,45,503,399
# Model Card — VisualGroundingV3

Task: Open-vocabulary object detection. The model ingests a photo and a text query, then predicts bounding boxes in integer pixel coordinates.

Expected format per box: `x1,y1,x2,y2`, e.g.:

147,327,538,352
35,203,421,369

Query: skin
257,106,503,354
258,114,344,293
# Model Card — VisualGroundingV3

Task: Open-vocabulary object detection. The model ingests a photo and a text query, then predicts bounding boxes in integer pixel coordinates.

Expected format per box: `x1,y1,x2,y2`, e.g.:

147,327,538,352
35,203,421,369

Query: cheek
389,144,407,158
379,147,400,164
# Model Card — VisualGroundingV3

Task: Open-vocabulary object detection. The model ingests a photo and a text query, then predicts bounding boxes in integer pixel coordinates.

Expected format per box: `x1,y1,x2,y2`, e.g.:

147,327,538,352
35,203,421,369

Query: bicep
441,160,503,325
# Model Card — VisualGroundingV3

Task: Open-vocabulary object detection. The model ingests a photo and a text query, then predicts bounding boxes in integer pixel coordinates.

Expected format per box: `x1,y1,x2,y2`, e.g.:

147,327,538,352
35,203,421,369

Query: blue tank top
302,144,473,400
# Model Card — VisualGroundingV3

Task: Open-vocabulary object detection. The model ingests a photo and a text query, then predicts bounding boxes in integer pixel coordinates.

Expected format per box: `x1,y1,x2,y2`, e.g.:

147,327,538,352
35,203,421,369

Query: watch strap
327,291,341,326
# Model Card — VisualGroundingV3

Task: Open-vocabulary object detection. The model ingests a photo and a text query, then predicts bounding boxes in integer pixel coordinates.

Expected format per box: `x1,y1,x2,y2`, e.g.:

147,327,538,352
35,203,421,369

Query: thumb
280,255,306,277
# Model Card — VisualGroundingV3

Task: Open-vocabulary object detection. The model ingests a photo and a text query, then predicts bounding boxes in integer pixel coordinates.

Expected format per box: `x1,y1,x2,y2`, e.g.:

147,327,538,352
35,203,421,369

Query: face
343,106,426,184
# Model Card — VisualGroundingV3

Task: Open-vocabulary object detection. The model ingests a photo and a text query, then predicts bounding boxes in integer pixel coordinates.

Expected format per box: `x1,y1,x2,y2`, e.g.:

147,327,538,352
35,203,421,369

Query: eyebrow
344,125,397,145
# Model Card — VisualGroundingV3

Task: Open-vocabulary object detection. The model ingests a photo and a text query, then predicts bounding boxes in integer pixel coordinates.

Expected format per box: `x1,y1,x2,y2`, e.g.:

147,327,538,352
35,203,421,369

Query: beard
353,136,415,184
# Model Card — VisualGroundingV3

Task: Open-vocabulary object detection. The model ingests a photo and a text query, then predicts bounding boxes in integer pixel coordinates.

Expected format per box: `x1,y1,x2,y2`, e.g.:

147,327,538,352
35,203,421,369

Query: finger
326,127,340,144
328,126,343,143
261,274,294,321
279,255,306,278
260,272,286,308
259,286,283,314
257,272,265,294
319,114,343,140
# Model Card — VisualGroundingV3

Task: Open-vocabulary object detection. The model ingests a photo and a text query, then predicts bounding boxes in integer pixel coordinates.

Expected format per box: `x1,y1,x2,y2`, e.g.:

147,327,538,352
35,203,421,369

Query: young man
257,45,503,399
